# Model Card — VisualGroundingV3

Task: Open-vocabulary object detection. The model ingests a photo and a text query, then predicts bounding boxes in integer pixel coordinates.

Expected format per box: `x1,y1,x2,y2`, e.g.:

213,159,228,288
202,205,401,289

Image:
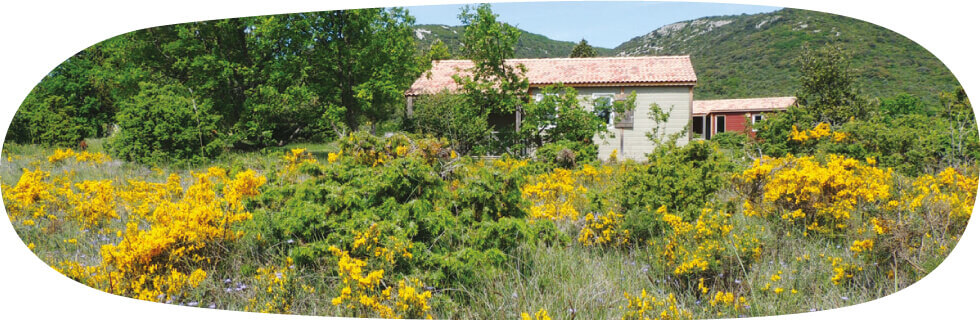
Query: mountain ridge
414,8,958,104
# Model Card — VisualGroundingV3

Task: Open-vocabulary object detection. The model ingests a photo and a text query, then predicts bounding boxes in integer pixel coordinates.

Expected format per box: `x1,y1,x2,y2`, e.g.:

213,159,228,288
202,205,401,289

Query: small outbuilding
692,97,797,139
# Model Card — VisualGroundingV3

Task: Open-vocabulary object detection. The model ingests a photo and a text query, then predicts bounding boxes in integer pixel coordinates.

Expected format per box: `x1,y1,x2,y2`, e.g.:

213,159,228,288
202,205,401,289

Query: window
751,114,763,132
592,93,615,125
693,116,704,136
715,115,726,133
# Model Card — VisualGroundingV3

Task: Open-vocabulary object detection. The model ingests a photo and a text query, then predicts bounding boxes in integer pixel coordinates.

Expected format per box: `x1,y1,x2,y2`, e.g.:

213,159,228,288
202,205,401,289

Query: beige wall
530,85,693,161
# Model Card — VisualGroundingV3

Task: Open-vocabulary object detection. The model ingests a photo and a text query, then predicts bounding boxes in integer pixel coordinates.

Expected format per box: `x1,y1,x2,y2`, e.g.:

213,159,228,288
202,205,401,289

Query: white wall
530,85,693,161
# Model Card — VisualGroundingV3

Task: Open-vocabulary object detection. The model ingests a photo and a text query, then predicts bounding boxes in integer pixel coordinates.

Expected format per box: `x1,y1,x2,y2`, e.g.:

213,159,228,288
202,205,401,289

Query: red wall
711,112,751,136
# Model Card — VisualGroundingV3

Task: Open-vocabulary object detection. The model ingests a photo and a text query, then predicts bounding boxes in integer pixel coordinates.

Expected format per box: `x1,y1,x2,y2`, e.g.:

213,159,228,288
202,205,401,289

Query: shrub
734,154,892,236
616,141,735,240
109,82,224,165
412,91,492,155
534,140,598,169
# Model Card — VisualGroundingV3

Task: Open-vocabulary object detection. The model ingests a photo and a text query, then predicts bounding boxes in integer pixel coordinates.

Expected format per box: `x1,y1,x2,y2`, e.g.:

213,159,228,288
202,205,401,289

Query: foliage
456,4,529,117
534,140,598,169
613,8,959,105
796,43,868,124
411,91,491,155
109,82,224,165
412,24,615,59
8,44,118,147
735,154,892,235
616,141,735,240
880,93,929,116
752,106,817,157
754,89,978,176
520,85,612,154
18,8,423,163
425,39,453,62
569,39,599,58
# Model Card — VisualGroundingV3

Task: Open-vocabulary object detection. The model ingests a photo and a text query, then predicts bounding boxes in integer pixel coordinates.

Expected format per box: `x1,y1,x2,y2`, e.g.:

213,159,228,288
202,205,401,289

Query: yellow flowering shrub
703,290,748,317
281,148,318,175
854,167,977,276
578,210,630,247
92,168,265,301
521,308,552,320
326,224,430,319
789,122,831,143
522,168,586,220
69,180,118,229
652,206,760,279
395,278,434,319
328,244,432,319
621,290,692,320
827,256,863,286
247,258,297,314
2,168,54,221
47,148,111,164
736,154,892,234
522,164,615,221
118,174,183,218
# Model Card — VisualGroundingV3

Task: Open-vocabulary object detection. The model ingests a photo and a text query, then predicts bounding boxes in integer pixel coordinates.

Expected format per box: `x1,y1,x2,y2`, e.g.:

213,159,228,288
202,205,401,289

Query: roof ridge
432,56,691,63
695,96,797,101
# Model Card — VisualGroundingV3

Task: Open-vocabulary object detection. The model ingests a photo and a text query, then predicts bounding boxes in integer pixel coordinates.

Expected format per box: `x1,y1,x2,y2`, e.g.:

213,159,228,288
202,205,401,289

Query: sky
407,1,781,48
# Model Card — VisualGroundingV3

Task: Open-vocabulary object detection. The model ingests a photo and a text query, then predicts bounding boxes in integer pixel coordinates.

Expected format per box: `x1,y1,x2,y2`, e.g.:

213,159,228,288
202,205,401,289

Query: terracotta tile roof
406,56,697,96
693,97,797,115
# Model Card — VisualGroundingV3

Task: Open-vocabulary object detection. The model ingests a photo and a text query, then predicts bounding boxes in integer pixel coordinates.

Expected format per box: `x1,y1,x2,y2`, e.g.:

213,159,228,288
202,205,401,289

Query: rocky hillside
613,8,958,103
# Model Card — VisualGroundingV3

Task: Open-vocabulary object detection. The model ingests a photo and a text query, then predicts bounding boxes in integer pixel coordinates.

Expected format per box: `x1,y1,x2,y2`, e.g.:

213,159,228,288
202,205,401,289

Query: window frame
751,113,764,132
715,115,726,134
591,93,617,126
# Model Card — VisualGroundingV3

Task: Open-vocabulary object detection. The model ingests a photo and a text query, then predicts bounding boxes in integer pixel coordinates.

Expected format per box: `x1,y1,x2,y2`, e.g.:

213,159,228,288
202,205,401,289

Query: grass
1,141,970,319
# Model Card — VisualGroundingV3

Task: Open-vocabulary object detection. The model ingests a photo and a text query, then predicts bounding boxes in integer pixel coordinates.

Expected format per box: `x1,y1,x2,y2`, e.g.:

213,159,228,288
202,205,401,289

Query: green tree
569,39,598,58
110,82,223,165
455,4,529,117
880,93,928,116
8,45,118,147
796,44,869,124
939,86,979,167
412,91,492,155
426,39,453,62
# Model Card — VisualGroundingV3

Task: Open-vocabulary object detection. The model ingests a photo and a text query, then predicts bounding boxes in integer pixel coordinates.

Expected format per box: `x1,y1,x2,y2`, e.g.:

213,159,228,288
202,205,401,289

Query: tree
8,45,118,147
796,43,869,124
569,39,598,58
880,93,928,116
94,8,421,162
110,82,223,165
939,86,979,167
456,4,529,116
426,39,453,62
412,91,491,155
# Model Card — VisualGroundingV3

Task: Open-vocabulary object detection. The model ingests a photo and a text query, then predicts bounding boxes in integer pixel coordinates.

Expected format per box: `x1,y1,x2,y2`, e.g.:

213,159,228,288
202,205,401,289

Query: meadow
3,129,974,319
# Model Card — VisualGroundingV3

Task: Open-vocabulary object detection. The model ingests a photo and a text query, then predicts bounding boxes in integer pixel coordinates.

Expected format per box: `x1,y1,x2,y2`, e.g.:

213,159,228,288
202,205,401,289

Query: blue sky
407,1,781,48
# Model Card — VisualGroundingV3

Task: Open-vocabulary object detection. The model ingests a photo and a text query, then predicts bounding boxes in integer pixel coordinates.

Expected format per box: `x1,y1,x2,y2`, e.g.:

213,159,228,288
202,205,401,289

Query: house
692,97,797,139
405,56,697,161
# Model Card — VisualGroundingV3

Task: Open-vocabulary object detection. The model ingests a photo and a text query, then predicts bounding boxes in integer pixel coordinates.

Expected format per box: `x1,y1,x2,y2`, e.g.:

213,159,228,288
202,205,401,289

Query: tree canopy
11,8,423,164
569,39,598,58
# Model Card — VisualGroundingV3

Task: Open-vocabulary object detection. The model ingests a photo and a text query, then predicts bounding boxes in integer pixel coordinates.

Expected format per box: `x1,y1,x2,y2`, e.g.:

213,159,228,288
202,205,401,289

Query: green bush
249,133,563,290
616,141,735,241
412,91,492,155
109,82,224,165
534,140,598,169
